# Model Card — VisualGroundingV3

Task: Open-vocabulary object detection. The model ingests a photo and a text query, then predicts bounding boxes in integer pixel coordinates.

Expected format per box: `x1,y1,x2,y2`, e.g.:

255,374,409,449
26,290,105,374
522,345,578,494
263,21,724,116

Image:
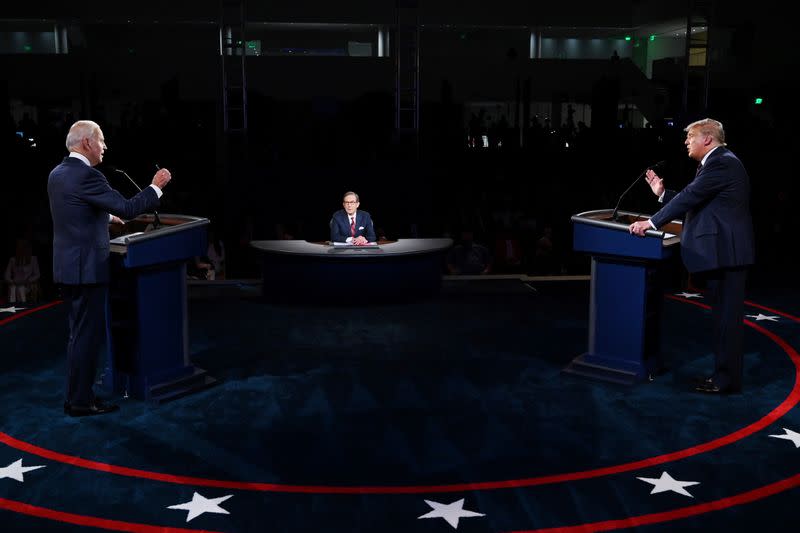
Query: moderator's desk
250,239,453,302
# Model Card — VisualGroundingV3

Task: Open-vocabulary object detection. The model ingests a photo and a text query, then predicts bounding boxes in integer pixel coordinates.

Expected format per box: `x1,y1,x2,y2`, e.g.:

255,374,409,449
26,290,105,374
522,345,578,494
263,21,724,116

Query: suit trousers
699,266,747,391
62,284,108,406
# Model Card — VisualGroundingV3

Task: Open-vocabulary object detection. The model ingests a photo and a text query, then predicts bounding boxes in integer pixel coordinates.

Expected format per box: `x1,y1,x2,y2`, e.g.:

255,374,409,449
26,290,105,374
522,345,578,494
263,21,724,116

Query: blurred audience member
533,224,557,275
194,230,226,280
274,222,294,240
5,239,41,304
447,230,491,274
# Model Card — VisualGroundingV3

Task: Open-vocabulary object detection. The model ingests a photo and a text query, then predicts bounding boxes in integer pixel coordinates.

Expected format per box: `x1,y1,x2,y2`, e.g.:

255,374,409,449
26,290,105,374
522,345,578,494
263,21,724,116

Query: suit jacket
649,147,755,273
330,209,376,242
48,157,160,285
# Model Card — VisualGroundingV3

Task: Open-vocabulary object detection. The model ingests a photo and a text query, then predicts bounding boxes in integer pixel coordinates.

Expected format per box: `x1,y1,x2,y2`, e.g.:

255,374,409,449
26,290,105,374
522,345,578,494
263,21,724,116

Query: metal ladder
219,0,248,134
683,0,713,115
394,0,420,156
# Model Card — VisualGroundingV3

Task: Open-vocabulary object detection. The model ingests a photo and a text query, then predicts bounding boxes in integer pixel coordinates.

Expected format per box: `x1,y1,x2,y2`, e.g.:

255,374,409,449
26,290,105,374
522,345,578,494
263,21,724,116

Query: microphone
611,160,665,222
111,167,162,229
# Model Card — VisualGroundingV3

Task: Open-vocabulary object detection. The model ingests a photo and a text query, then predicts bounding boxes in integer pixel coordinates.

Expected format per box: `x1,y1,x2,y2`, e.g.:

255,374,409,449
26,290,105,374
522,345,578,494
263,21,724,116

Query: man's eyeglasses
343,201,358,205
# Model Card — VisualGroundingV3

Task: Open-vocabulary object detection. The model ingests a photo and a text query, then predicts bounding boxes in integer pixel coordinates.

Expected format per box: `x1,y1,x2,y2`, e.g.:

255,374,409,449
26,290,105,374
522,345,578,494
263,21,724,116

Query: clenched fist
152,168,172,189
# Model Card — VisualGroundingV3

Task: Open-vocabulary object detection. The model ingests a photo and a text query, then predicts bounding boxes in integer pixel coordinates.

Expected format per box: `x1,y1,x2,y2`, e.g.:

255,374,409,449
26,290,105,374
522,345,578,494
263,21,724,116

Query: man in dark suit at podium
629,118,754,394
48,120,172,416
330,191,377,245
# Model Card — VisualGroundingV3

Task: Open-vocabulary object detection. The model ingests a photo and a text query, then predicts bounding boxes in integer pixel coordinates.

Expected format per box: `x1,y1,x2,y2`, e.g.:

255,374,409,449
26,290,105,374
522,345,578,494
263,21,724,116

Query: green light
754,97,763,105
624,36,631,41
649,35,655,41
23,45,32,52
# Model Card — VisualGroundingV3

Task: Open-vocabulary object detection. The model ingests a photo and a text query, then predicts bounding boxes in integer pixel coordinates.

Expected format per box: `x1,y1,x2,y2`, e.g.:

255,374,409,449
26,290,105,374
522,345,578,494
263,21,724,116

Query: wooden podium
104,213,217,403
564,209,682,384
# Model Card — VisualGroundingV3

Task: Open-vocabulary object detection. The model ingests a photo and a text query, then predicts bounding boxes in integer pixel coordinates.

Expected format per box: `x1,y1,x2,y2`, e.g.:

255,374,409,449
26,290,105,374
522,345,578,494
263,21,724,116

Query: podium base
562,354,646,385
147,367,218,405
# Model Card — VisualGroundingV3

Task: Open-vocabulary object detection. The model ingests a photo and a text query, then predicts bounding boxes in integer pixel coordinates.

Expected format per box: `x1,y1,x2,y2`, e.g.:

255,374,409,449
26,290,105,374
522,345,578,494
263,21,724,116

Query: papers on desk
332,242,379,247
662,232,676,239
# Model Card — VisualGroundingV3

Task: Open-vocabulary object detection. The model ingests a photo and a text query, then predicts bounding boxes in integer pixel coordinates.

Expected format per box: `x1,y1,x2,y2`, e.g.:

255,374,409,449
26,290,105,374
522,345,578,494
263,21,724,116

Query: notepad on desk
331,242,380,248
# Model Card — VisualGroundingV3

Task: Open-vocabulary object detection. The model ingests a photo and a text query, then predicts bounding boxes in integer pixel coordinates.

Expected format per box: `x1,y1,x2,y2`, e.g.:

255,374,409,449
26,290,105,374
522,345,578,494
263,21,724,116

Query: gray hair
343,191,360,202
65,120,101,150
685,118,726,146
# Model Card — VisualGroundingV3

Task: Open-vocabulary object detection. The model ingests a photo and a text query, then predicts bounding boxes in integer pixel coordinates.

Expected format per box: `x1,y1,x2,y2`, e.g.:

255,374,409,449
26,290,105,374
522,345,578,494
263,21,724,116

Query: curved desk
250,239,453,302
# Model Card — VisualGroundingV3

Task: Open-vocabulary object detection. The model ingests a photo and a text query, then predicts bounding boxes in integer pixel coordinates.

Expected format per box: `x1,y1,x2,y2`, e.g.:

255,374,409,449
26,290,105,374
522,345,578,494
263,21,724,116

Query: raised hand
644,168,664,197
151,168,172,189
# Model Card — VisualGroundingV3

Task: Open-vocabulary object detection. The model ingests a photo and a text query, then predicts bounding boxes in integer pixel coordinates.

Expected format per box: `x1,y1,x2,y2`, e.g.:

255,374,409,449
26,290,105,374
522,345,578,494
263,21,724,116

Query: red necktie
350,217,356,237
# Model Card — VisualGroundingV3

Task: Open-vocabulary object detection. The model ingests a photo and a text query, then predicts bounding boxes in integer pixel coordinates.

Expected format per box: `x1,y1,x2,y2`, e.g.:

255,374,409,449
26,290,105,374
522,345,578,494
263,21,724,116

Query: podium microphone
611,160,665,222
111,167,162,229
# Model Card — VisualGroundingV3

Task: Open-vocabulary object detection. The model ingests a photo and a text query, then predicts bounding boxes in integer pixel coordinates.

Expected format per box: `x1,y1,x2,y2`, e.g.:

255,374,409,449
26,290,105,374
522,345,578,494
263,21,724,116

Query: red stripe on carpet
0,301,63,326
744,300,800,323
1,297,798,494
507,472,800,532
0,497,222,533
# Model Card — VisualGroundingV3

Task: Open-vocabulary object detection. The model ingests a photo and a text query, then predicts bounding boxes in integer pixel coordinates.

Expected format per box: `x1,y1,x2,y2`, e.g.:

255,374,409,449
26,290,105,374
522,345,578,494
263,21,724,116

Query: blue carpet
1,279,799,532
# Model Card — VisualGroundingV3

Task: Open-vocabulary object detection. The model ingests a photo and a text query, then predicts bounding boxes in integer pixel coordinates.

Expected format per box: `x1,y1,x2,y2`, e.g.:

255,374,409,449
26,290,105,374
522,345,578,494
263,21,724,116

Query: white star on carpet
769,428,800,448
167,492,233,522
637,471,700,497
746,313,780,322
0,459,45,482
0,306,24,314
675,292,702,299
418,498,485,529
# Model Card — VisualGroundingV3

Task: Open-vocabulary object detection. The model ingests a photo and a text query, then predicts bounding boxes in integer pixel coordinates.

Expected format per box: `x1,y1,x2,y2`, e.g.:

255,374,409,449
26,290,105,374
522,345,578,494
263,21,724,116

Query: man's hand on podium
629,220,652,237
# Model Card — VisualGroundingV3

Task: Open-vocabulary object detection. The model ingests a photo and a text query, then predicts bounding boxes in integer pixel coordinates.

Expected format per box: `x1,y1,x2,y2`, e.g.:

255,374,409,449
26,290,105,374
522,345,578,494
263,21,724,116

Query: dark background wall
0,1,795,291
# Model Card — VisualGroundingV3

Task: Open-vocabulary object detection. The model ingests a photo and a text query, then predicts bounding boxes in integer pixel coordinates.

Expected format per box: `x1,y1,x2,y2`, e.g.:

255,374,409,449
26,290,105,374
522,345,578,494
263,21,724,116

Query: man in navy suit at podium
629,118,754,394
48,120,172,416
330,191,377,245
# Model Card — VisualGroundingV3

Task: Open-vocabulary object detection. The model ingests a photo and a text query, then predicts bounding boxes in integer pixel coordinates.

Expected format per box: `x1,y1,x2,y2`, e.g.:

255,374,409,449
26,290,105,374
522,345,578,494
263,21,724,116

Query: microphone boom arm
611,161,665,222
611,170,647,222
113,168,161,229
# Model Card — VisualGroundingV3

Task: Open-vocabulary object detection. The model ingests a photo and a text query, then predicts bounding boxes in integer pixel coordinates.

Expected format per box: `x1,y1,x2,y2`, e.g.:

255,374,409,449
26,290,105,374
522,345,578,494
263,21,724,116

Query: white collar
69,152,91,166
700,145,720,167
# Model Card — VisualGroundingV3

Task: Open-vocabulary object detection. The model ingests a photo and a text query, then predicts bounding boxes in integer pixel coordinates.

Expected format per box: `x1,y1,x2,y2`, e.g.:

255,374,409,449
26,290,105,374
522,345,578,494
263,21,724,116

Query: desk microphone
611,160,665,222
111,167,162,229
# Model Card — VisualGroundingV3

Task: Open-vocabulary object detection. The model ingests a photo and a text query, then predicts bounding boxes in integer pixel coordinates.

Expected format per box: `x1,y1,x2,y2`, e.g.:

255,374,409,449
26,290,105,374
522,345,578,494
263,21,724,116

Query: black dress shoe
64,399,120,417
694,380,738,394
695,382,722,393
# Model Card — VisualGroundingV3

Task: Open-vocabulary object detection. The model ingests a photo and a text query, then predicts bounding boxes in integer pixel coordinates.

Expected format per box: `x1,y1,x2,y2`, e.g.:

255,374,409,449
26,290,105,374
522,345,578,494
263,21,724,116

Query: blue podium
104,214,217,403
564,209,682,384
